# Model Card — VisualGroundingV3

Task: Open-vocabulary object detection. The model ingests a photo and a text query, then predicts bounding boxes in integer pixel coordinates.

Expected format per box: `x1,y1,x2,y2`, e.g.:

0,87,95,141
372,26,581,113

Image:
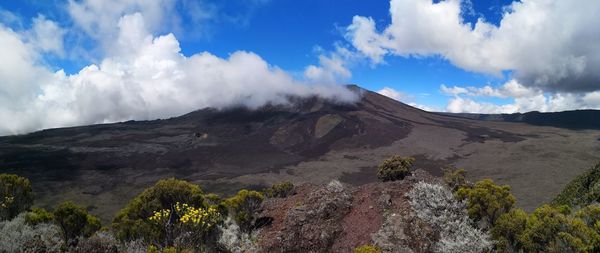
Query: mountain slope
1,85,599,222
446,110,600,130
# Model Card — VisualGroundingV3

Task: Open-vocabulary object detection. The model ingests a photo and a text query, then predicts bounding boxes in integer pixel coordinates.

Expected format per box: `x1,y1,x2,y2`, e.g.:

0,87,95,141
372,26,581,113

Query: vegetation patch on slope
553,162,600,207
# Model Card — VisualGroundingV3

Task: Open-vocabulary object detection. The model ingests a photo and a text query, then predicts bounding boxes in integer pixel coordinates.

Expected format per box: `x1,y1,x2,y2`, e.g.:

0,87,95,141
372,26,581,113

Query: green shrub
456,179,515,227
553,162,600,207
204,193,222,205
442,167,468,192
25,207,54,225
112,178,208,244
491,208,528,252
376,156,414,182
53,201,101,246
354,244,382,253
492,205,600,252
149,202,222,250
223,189,264,232
163,247,177,253
146,245,159,253
112,178,224,250
576,205,600,233
265,181,295,198
0,173,34,220
520,205,599,252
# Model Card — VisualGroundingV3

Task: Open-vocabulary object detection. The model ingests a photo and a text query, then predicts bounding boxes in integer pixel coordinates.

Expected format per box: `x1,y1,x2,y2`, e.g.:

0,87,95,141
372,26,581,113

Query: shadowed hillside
446,110,600,130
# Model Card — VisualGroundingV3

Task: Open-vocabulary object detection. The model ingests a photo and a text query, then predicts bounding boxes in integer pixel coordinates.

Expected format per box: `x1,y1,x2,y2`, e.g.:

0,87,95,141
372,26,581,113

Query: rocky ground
254,170,443,252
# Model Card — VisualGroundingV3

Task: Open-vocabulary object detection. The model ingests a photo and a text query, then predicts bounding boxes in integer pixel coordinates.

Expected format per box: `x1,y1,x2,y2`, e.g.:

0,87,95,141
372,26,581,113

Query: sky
1,0,599,135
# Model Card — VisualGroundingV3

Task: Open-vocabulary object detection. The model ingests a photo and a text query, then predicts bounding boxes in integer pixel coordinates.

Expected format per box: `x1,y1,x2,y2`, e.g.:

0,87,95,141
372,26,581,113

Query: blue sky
0,0,599,134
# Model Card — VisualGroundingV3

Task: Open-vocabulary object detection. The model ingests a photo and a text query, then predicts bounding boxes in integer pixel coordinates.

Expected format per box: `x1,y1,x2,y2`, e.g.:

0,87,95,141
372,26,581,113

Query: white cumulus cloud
304,44,358,85
304,54,351,85
441,80,539,99
377,86,406,101
0,12,357,136
67,0,177,52
25,15,65,56
442,80,600,113
346,0,600,92
377,86,437,111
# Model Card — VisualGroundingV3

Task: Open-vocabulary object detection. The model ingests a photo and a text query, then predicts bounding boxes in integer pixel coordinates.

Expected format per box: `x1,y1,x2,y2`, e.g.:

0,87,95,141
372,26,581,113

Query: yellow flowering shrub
147,202,221,229
112,178,212,246
146,202,222,250
175,203,221,230
148,209,171,224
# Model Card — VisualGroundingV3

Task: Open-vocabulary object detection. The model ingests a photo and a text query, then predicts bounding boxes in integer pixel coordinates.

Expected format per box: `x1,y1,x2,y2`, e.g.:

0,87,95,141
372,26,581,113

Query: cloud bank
377,87,436,111
346,0,600,92
442,80,600,114
0,7,356,136
377,80,600,114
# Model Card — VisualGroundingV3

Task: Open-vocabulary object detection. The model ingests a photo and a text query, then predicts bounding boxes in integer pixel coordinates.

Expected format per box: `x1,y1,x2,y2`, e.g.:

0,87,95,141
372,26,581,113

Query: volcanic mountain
1,85,599,222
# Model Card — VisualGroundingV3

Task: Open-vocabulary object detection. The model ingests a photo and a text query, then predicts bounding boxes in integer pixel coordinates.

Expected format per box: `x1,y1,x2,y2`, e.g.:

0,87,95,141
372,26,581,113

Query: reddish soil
256,184,313,248
256,170,438,252
330,183,386,252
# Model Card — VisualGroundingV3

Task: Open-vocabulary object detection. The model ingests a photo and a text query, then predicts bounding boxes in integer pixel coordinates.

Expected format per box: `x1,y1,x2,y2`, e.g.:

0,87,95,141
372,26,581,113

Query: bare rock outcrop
255,170,450,253
258,180,352,252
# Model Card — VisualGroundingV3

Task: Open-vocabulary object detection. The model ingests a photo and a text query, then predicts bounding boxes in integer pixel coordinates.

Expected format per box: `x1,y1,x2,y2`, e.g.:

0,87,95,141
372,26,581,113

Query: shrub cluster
108,178,268,251
111,179,205,239
3,158,600,252
0,213,63,252
25,207,54,225
442,167,468,192
223,189,264,232
53,201,101,246
0,172,271,252
264,181,295,198
554,162,600,207
446,166,600,252
493,204,600,252
1,174,34,220
377,156,414,182
111,178,224,251
0,173,102,251
456,178,516,228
